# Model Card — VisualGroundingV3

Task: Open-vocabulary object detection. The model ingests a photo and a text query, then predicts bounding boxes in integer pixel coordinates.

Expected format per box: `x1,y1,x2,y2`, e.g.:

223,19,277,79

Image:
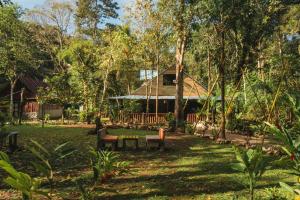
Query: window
140,70,158,80
163,74,176,86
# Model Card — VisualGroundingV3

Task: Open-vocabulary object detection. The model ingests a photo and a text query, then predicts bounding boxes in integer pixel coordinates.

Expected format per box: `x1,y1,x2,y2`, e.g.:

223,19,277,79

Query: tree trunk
18,88,25,125
41,103,45,128
99,67,110,112
9,79,17,123
175,35,186,130
145,69,149,114
206,49,211,121
156,49,160,124
219,28,226,140
83,81,88,113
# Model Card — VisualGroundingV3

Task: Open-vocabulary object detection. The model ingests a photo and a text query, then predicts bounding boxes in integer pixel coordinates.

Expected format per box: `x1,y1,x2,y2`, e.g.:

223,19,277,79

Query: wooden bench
0,131,18,152
8,132,18,152
146,128,165,150
97,128,118,150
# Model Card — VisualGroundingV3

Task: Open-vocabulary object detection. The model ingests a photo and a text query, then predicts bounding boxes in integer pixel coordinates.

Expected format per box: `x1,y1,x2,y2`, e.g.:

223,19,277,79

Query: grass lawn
0,124,295,200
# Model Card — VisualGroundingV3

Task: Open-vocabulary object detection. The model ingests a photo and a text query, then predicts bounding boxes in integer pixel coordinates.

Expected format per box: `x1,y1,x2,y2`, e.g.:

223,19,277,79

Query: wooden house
109,68,209,124
0,77,63,119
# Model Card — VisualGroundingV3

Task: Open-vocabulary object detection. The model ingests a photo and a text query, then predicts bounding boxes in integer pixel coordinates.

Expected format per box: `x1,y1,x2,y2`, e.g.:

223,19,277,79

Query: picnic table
121,135,139,150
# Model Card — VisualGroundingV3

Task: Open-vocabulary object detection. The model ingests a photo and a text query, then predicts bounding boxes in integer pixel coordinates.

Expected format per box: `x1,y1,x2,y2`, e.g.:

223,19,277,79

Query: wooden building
0,77,63,119
109,68,209,124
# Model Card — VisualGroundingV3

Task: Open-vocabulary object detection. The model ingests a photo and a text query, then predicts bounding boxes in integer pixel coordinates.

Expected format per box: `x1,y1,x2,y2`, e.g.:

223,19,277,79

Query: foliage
122,100,142,114
266,121,300,198
1,125,295,199
75,0,119,36
0,111,7,127
0,5,40,121
232,146,270,200
263,187,288,200
76,180,94,200
185,124,194,134
0,151,48,200
211,128,219,140
88,148,130,183
27,140,76,194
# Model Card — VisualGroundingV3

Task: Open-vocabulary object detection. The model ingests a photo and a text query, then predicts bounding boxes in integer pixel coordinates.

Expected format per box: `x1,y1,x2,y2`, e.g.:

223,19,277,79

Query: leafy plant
76,180,94,200
264,187,288,200
79,111,87,122
44,114,50,123
185,124,194,134
211,129,219,140
89,147,130,183
266,122,300,198
0,151,48,200
231,146,270,200
27,140,76,195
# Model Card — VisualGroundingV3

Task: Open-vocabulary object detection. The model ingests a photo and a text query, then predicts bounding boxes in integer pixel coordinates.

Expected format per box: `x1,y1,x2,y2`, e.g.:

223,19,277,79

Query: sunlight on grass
0,125,294,199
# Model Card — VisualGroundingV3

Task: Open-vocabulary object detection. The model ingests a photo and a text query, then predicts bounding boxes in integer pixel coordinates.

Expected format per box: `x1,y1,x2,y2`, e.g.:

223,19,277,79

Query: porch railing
114,112,208,125
186,113,208,124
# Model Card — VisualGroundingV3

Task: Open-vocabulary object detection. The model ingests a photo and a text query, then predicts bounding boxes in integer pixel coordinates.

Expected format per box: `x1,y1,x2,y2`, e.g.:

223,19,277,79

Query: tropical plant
76,180,94,200
266,122,300,199
89,147,130,183
27,140,76,195
231,146,270,200
185,124,194,134
0,151,48,200
264,187,288,200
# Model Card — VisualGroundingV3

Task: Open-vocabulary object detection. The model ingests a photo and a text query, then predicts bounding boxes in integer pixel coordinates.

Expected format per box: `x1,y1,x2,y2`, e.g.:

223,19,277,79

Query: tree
0,5,39,122
75,0,119,39
159,0,198,130
59,38,97,114
127,0,173,121
0,0,11,7
26,0,74,71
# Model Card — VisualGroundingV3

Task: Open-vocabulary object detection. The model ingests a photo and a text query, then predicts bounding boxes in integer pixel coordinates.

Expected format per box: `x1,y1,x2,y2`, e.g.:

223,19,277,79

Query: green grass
0,124,295,199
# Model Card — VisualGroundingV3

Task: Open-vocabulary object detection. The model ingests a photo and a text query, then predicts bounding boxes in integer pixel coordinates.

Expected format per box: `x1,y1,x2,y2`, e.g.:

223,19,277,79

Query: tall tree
0,5,39,122
128,0,172,122
75,0,119,38
159,0,198,130
0,0,11,7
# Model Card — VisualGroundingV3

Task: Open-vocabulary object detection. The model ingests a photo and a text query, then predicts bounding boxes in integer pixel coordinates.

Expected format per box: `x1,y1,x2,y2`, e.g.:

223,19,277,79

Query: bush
123,100,142,113
263,187,288,200
165,112,176,131
89,148,130,183
185,124,194,134
79,111,87,122
0,151,48,200
231,146,270,200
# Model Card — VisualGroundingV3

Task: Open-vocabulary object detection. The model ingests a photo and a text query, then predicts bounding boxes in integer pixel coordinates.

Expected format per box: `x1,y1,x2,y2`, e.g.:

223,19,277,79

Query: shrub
89,148,130,184
185,124,194,134
165,112,176,131
231,146,270,200
263,187,288,200
0,151,48,200
27,140,76,195
76,180,94,200
266,122,300,198
79,111,87,122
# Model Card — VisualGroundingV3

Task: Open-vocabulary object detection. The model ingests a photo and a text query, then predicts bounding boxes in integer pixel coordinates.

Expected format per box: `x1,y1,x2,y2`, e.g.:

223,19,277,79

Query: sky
12,0,129,25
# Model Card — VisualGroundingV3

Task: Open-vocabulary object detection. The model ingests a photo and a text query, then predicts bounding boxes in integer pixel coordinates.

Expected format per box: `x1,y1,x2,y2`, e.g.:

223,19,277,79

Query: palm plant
231,146,270,200
27,140,76,195
89,147,130,183
266,122,300,198
0,151,48,200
